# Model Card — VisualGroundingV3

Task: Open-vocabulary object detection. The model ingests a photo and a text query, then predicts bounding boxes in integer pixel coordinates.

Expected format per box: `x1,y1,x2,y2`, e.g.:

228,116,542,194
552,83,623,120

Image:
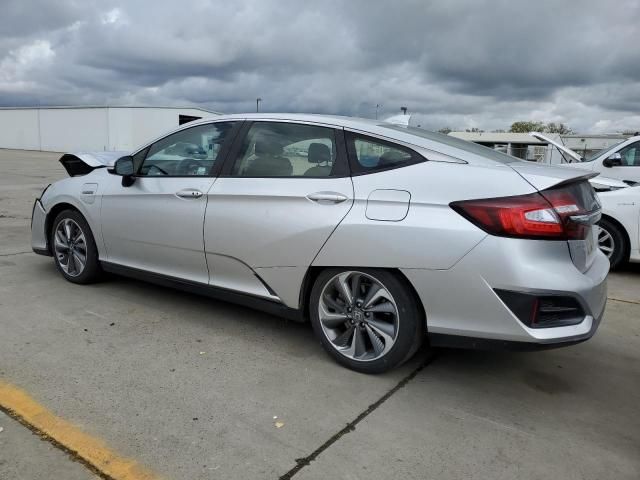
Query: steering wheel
147,164,169,175
177,158,203,175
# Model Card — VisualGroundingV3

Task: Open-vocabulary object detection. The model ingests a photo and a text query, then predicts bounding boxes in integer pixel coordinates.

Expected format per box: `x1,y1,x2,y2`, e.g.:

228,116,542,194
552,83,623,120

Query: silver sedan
31,114,608,373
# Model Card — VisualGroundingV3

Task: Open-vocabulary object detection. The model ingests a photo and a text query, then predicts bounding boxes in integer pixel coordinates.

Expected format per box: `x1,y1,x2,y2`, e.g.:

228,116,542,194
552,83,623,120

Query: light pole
256,97,262,113
375,104,381,120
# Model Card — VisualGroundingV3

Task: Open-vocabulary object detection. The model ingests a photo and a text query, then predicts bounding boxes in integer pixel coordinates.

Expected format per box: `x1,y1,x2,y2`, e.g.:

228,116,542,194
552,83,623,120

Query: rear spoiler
59,151,129,177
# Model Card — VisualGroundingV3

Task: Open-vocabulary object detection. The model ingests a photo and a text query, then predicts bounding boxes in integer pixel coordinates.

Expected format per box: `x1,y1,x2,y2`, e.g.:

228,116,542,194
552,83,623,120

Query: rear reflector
495,289,585,328
450,180,599,240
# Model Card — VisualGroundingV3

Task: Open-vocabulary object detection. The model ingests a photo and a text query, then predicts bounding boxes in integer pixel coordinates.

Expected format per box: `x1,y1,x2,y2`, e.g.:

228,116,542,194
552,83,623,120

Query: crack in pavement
279,351,438,480
608,297,640,305
0,251,32,257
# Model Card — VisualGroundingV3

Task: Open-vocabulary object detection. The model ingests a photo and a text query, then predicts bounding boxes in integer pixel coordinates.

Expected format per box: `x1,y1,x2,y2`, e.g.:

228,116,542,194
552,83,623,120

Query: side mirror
603,153,622,168
112,156,136,186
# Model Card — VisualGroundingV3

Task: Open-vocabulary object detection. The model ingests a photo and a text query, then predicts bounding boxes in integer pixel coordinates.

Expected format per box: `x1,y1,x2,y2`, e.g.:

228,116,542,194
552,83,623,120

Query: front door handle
176,189,204,199
307,192,349,204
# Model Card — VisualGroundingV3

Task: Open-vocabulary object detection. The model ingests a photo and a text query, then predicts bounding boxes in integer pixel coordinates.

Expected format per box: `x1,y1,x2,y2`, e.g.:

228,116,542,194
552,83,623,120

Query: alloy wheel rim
597,225,615,259
318,271,399,362
54,218,87,277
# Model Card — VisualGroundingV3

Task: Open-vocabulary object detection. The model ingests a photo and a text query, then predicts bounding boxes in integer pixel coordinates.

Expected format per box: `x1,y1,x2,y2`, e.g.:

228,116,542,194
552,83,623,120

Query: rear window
382,125,522,164
346,131,424,174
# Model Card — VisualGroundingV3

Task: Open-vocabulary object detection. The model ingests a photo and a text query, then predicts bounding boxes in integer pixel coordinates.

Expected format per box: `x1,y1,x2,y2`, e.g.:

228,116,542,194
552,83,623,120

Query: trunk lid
59,151,128,176
508,162,602,273
529,132,583,163
508,161,598,190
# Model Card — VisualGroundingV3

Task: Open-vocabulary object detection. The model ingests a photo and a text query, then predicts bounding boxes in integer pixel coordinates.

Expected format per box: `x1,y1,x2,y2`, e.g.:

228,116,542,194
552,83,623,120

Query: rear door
204,121,353,306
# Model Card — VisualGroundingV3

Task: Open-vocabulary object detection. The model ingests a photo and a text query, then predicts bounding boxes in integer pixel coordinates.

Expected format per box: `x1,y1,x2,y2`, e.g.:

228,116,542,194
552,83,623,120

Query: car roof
201,113,382,130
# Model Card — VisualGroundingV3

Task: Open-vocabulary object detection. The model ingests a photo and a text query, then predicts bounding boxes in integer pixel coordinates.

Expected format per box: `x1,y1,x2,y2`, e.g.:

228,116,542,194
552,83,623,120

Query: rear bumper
429,307,604,351
31,199,51,256
402,235,608,346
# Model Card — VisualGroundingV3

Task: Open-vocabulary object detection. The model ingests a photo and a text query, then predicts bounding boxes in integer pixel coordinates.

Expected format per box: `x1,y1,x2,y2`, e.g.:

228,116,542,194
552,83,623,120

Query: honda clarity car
32,114,608,373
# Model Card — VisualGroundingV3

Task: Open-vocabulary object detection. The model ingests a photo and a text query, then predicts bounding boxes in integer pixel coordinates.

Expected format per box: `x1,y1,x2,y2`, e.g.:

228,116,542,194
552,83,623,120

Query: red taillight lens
451,181,598,240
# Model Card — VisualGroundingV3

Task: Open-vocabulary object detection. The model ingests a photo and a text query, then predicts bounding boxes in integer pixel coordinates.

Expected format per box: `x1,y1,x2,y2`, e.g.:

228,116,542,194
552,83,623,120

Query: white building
449,131,548,161
449,131,630,163
0,106,220,152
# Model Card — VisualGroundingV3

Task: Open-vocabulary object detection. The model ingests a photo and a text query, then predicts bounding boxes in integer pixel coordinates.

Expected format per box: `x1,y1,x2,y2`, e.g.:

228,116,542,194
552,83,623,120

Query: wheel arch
600,213,631,261
44,202,89,254
298,266,427,328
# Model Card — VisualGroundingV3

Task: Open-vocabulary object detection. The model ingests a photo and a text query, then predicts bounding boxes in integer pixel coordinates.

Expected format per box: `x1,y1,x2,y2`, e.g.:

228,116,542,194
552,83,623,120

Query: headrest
378,150,407,166
308,143,331,164
255,138,284,156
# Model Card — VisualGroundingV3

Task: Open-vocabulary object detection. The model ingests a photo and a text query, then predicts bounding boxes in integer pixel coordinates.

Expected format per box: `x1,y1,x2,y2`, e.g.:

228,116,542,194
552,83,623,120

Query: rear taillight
450,181,599,240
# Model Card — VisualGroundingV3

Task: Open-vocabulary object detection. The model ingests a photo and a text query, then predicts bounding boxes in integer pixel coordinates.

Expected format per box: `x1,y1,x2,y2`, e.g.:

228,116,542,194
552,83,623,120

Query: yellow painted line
0,380,160,480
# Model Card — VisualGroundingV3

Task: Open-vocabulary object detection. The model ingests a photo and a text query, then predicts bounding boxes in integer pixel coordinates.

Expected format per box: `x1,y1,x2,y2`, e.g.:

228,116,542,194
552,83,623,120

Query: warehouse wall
0,109,40,150
112,107,213,151
40,108,109,152
0,107,217,152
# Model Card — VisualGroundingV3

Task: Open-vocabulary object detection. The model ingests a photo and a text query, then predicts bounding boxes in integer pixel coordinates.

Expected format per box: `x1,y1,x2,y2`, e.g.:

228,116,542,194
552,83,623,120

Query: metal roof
0,105,222,114
449,131,546,144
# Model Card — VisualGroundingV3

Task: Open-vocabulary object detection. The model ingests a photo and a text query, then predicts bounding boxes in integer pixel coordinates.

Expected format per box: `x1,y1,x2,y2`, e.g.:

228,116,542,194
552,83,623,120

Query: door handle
176,189,204,199
307,192,349,204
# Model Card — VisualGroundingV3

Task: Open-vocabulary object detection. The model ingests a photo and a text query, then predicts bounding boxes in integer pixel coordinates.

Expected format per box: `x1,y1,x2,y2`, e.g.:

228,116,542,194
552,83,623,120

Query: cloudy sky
1,0,639,133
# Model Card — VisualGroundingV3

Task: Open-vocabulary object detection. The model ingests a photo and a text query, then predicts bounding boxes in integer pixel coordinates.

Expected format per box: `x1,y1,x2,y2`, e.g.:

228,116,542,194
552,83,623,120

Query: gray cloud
0,0,639,132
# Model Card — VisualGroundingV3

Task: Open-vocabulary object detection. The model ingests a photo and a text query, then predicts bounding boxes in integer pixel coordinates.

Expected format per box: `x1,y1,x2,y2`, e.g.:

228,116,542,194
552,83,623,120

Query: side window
231,122,337,177
619,142,640,166
138,122,235,176
346,132,422,174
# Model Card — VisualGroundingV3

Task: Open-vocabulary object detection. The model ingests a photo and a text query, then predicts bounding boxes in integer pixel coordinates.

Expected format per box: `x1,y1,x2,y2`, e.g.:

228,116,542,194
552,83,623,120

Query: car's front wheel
51,209,102,284
310,268,424,373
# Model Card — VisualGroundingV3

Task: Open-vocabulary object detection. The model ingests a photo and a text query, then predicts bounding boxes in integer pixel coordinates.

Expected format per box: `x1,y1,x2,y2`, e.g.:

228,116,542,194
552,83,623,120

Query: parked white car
530,132,640,185
597,186,640,269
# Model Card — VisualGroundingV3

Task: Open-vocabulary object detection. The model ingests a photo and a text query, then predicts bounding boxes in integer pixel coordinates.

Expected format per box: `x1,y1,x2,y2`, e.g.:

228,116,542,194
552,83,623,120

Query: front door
600,141,640,184
101,121,238,283
204,121,353,306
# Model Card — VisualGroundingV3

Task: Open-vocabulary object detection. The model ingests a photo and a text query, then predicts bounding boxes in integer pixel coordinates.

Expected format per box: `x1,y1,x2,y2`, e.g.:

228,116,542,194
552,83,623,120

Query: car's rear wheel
597,218,628,270
310,268,424,374
51,209,102,284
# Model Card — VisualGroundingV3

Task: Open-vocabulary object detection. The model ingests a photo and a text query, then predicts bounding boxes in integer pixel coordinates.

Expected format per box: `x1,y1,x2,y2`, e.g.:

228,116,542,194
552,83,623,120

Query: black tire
597,218,628,270
50,209,102,284
309,268,424,374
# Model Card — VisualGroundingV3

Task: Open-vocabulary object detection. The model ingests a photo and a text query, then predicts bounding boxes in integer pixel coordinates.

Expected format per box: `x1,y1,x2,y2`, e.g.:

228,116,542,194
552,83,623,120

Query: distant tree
510,121,573,134
492,129,506,133
545,122,573,134
438,127,452,134
621,130,640,136
465,127,484,133
509,121,546,133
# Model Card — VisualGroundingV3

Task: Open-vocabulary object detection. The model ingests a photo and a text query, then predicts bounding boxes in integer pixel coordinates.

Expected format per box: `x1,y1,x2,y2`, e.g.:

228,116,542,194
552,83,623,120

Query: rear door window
229,122,343,177
346,132,424,174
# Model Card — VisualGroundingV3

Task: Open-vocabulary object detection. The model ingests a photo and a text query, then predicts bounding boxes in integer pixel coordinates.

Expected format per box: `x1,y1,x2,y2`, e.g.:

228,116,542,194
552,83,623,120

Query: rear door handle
176,189,204,199
307,192,349,204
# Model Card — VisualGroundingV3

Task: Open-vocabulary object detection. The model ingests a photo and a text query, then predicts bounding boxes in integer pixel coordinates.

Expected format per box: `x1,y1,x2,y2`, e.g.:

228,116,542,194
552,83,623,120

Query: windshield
381,125,521,164
583,140,626,162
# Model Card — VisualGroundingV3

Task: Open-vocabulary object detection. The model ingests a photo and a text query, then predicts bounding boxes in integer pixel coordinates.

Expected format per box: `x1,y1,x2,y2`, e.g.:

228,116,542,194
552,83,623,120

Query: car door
204,120,353,307
101,121,239,283
597,141,640,184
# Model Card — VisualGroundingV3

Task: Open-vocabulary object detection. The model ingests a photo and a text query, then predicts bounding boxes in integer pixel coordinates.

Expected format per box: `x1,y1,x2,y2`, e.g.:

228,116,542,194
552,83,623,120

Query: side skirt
100,261,305,322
